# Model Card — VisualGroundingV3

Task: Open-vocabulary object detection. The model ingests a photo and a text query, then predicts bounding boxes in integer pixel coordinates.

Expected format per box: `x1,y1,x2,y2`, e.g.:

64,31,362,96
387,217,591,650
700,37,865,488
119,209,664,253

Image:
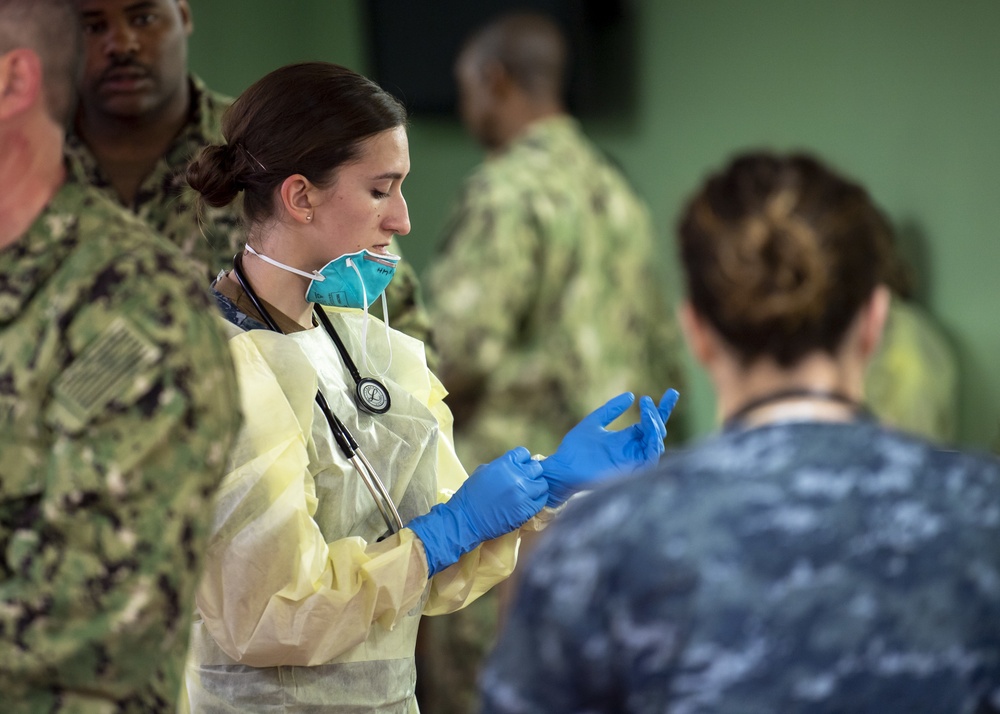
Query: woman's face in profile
305,126,411,268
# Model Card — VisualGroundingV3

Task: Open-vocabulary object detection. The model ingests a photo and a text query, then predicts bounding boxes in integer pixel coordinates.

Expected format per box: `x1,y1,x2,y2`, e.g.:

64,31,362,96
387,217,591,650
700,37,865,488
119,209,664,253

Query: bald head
0,0,82,127
460,12,568,102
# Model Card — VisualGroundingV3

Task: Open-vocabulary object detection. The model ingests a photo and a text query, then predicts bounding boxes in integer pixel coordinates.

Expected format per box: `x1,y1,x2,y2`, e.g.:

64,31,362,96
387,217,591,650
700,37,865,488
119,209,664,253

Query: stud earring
306,213,313,222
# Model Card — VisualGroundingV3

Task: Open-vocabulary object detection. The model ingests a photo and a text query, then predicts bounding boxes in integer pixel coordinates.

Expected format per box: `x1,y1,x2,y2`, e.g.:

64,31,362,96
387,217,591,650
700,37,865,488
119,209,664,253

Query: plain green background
189,0,1000,450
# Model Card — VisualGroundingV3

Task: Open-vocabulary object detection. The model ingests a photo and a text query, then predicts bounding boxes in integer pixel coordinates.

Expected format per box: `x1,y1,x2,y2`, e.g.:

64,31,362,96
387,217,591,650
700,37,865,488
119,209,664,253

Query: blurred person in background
420,13,688,712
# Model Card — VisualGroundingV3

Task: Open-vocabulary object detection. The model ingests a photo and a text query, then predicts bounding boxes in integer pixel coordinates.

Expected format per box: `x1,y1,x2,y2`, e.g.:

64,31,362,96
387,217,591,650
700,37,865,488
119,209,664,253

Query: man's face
76,0,192,121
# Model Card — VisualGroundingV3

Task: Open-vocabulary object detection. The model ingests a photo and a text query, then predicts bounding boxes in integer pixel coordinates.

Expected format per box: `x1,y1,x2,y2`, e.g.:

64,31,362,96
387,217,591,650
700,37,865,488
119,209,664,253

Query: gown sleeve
195,328,550,667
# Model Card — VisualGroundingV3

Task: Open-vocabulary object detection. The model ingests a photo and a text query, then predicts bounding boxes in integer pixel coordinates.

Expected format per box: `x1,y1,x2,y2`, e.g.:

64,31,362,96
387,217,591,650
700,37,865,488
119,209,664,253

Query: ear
857,284,891,360
177,0,195,35
679,299,717,368
0,49,42,122
278,174,317,225
483,59,514,100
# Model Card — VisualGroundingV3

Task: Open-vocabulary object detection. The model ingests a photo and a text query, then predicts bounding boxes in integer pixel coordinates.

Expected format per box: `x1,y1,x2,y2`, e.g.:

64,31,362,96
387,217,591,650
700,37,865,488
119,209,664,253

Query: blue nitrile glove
540,388,680,507
407,446,548,577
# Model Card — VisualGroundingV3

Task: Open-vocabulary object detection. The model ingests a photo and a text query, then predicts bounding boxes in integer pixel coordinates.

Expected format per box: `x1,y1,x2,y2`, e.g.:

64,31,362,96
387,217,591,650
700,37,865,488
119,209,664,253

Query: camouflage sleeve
426,176,542,409
0,259,241,707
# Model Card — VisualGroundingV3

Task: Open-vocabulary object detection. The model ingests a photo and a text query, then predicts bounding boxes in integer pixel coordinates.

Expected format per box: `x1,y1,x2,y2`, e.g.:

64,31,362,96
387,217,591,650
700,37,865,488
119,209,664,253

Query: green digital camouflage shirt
0,176,242,712
428,115,687,468
65,76,436,362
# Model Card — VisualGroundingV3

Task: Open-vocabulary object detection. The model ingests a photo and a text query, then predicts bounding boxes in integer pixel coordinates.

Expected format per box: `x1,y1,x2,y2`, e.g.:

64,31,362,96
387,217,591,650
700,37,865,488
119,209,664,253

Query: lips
98,66,152,93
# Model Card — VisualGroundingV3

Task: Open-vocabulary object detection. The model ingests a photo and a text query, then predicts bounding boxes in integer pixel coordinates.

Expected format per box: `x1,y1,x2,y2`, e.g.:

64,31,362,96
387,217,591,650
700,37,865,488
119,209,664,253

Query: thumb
658,389,680,423
587,392,636,428
505,446,533,464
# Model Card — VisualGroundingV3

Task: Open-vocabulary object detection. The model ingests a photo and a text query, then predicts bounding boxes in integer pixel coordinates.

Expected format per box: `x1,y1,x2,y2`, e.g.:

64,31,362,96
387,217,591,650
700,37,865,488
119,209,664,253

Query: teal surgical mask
242,245,400,375
243,245,400,309
308,249,400,309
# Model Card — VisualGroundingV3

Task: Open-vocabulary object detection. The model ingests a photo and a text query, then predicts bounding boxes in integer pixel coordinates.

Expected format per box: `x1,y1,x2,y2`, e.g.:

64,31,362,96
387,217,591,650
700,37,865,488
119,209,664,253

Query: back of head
678,151,890,367
0,0,81,127
187,61,407,227
461,11,568,101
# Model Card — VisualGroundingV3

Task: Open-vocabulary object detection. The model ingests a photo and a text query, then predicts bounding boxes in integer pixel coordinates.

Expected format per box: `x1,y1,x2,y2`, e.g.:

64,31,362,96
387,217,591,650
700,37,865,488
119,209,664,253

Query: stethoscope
232,253,403,536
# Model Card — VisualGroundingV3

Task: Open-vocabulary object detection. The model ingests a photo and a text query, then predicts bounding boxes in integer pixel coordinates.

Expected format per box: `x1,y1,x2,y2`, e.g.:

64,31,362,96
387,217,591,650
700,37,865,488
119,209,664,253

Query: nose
103,20,139,57
384,194,411,236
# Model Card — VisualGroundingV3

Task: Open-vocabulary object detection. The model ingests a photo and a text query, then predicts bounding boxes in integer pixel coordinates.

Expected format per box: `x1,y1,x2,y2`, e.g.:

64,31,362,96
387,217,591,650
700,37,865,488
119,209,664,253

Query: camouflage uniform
0,175,242,712
428,115,686,468
65,75,436,360
865,298,958,443
481,419,1000,714
420,115,687,714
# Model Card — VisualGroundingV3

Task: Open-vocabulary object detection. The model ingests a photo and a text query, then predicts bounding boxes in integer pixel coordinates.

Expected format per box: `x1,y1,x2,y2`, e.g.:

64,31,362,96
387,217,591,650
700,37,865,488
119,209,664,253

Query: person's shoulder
65,180,214,301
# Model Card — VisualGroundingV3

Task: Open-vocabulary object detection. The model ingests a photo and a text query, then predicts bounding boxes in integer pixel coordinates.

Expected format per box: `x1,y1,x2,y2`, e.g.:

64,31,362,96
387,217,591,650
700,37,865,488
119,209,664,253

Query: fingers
658,388,680,422
506,445,533,463
589,391,635,427
640,395,667,443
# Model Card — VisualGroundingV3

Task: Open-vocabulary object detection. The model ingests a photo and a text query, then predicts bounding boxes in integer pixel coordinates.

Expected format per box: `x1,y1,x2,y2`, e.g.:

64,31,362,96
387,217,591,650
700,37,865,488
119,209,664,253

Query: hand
541,388,679,507
406,447,548,577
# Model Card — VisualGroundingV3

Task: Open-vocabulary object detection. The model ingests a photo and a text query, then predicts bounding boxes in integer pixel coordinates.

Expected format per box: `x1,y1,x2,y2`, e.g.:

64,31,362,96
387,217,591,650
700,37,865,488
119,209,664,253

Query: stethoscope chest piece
357,377,391,414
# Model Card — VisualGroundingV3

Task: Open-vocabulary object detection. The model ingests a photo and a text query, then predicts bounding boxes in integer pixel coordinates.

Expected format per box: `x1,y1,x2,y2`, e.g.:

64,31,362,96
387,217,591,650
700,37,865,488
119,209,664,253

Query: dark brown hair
677,151,890,367
0,0,81,127
187,62,407,227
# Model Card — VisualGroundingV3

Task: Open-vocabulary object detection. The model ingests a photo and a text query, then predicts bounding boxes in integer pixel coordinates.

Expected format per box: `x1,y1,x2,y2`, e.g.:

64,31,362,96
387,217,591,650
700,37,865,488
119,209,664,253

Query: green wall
190,0,1000,449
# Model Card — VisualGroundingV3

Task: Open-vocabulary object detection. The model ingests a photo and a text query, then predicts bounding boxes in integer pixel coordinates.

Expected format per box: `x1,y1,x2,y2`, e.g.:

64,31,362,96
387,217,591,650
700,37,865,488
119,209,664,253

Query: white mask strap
347,256,393,378
245,244,324,282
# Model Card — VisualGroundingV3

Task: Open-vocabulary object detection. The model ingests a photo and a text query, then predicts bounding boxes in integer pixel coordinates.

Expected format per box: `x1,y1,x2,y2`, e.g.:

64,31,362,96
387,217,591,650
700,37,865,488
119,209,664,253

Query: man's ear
482,59,514,100
278,174,316,225
177,0,195,35
0,49,42,122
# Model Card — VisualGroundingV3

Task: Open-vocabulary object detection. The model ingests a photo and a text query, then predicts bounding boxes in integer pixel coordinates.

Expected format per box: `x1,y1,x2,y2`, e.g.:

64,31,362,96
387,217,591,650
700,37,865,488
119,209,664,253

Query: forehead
347,126,410,176
77,0,174,14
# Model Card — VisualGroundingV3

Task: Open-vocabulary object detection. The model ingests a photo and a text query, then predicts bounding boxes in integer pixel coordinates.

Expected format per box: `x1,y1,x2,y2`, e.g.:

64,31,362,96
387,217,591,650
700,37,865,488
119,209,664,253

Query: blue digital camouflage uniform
65,75,436,361
421,115,687,714
865,298,958,443
481,419,1000,714
0,175,242,712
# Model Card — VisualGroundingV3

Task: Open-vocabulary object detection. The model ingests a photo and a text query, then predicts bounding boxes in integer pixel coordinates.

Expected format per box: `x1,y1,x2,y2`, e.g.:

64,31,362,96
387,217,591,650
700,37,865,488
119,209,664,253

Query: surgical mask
242,245,400,374
243,244,400,310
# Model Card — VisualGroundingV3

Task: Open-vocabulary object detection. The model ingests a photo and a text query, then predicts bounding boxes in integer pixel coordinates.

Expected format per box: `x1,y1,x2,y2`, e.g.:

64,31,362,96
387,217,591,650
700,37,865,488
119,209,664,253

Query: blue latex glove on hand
541,388,680,507
407,446,548,577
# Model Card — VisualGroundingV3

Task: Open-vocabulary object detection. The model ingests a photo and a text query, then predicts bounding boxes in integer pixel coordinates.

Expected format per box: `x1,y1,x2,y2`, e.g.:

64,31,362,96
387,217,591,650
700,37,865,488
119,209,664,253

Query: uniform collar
0,175,85,323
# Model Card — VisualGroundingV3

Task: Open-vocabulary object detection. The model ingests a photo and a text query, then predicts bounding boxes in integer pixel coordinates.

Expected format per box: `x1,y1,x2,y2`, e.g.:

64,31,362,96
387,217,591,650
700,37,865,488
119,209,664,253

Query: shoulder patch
50,317,162,431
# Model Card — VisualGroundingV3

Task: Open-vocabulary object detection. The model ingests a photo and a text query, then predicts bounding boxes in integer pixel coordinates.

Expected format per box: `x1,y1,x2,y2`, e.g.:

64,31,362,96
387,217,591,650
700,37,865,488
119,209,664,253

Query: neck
0,120,66,250
74,83,191,205
715,351,866,428
228,239,315,330
497,102,564,149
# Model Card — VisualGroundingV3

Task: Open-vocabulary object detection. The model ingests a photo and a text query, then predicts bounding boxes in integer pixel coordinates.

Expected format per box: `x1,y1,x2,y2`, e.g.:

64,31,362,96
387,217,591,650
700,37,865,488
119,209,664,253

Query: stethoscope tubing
231,254,403,535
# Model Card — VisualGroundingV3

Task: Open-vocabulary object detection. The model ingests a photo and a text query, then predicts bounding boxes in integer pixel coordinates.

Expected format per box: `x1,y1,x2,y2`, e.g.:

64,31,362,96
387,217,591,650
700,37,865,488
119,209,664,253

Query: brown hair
187,62,407,227
677,151,890,367
0,0,81,127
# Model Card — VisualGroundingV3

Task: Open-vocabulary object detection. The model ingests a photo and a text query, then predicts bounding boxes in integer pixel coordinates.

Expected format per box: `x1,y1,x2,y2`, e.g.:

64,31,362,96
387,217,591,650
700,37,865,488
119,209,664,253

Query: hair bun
186,143,242,207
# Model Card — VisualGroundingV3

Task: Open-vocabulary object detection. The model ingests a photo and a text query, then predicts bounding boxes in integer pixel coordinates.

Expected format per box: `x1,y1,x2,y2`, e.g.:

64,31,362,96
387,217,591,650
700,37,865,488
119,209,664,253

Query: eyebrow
81,0,157,17
372,172,406,181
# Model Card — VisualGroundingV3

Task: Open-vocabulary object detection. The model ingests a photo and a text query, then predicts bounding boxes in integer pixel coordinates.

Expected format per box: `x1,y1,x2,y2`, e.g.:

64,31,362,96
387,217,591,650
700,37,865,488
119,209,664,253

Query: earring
306,213,313,222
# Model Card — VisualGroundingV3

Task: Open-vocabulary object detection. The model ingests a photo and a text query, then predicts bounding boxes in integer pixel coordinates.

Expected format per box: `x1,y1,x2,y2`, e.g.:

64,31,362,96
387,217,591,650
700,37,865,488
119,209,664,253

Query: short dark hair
0,0,82,127
677,151,890,367
187,62,408,227
460,12,568,100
